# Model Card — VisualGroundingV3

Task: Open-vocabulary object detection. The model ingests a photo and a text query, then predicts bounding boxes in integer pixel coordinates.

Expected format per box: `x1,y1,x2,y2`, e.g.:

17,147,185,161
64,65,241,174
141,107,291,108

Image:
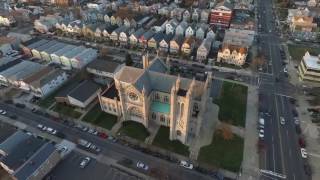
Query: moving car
0,109,7,115
46,127,57,135
301,148,308,158
280,117,285,125
136,162,149,170
80,157,91,168
180,160,193,169
294,117,299,125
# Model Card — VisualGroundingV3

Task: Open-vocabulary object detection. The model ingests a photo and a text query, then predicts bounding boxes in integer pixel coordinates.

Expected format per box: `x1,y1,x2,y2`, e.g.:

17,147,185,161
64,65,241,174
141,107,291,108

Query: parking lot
46,151,140,180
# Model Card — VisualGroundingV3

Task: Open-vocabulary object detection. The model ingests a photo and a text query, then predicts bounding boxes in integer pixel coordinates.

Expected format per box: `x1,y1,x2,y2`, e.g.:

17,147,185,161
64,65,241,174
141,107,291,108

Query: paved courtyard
46,151,141,180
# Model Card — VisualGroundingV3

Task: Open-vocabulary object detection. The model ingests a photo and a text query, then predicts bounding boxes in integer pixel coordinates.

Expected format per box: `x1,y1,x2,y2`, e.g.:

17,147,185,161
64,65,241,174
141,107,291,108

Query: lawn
118,121,150,141
152,126,190,156
52,103,82,119
215,82,248,127
198,131,244,172
37,92,57,108
288,44,320,62
82,105,117,130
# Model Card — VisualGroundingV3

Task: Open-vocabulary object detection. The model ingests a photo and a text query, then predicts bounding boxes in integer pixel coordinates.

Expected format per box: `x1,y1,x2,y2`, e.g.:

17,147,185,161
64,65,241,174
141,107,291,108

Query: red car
98,132,108,139
299,137,306,148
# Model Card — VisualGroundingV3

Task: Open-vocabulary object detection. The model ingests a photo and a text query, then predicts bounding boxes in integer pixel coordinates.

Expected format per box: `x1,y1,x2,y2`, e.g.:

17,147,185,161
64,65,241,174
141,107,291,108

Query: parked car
294,117,299,125
98,132,108,139
299,137,306,148
259,129,264,138
301,148,308,158
136,162,149,170
0,109,7,115
179,160,193,169
80,157,91,168
46,127,57,135
280,117,285,125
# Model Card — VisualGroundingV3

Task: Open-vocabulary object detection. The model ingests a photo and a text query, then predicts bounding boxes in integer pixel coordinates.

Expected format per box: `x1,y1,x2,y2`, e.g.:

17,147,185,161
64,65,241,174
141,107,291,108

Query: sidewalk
239,86,260,180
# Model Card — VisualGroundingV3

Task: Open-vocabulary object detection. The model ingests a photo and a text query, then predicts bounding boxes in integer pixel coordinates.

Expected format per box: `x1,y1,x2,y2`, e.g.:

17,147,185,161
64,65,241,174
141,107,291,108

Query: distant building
217,44,248,66
298,51,320,82
209,0,234,29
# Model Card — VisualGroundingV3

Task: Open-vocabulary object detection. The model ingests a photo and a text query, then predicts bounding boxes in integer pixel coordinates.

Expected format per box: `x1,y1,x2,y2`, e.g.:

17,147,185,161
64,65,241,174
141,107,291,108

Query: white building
59,46,86,69
50,45,76,64
298,51,320,82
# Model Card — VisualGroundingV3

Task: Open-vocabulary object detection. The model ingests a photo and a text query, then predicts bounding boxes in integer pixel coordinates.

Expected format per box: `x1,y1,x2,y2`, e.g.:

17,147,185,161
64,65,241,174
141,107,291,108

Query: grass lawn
152,126,190,156
288,44,320,62
82,105,117,130
37,93,57,108
118,121,150,141
215,81,248,127
198,131,244,172
52,103,82,119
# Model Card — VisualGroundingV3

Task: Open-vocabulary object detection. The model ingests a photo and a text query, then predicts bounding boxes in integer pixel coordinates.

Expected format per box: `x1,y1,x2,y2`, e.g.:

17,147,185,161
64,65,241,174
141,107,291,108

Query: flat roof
0,131,29,156
304,54,320,70
68,80,101,103
0,61,43,79
87,59,121,73
61,46,87,59
73,48,97,60
32,40,59,52
0,122,17,145
52,45,77,57
26,39,49,49
44,43,67,54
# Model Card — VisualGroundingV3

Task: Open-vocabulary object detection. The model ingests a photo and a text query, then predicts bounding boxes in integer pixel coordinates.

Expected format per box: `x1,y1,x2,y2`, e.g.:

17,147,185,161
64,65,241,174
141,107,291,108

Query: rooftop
303,51,320,70
101,83,120,100
0,122,17,145
86,58,121,73
150,101,171,114
68,80,101,103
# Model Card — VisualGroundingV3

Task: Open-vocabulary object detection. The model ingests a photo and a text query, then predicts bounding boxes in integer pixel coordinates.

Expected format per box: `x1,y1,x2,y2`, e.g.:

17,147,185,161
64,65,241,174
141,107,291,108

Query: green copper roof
151,101,170,114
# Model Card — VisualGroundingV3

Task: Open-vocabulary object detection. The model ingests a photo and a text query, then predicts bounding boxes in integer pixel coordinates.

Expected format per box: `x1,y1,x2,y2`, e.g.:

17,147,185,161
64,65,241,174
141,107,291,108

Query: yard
118,121,150,141
51,103,82,119
152,126,190,156
198,131,244,172
288,44,320,62
82,105,117,130
37,92,57,108
215,81,248,127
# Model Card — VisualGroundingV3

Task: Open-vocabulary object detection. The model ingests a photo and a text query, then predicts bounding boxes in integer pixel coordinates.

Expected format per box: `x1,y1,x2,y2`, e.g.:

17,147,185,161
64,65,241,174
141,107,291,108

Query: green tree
125,53,133,66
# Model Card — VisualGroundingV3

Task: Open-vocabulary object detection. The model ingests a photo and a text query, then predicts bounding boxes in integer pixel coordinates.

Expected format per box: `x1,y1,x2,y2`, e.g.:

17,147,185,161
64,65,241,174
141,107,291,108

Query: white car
283,67,288,73
294,117,299,125
136,162,149,170
259,129,264,138
80,157,91,168
280,117,285,125
301,148,308,158
259,118,265,125
0,109,7,115
37,124,44,129
179,160,193,169
46,127,57,135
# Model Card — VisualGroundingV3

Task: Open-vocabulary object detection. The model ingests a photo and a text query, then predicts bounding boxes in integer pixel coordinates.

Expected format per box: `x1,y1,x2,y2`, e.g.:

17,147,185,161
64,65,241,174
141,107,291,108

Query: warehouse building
31,40,58,60
40,42,66,62
70,48,98,69
59,46,86,69
50,45,76,65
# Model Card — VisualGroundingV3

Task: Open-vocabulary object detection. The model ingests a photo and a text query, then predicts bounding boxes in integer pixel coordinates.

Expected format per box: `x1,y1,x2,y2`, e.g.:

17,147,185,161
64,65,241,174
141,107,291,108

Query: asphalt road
257,0,310,179
0,102,212,180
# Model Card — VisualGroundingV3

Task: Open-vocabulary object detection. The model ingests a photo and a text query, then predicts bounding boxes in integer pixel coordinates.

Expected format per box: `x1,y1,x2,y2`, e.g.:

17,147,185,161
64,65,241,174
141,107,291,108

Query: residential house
0,12,16,26
200,9,210,23
129,28,145,47
59,46,87,69
137,16,153,28
31,40,58,60
40,42,66,62
152,18,168,32
175,21,188,36
102,25,119,40
148,33,164,49
104,12,113,23
34,14,63,33
181,37,196,55
196,24,208,40
70,48,98,69
209,1,234,28
20,67,68,97
165,19,179,35
196,37,213,61
192,9,200,22
50,45,76,65
185,25,195,37
110,26,129,42
170,35,184,54
119,28,134,46
171,8,185,21
159,34,174,53
206,29,216,39
139,30,156,49
87,58,123,86
183,9,191,22
22,39,49,57
230,9,255,30
217,44,248,66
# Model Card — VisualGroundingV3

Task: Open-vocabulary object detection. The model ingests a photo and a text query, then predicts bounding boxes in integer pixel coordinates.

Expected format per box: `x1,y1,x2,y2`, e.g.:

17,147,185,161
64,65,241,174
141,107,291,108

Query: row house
209,1,234,29
159,34,174,53
169,35,184,54
196,24,209,39
181,37,196,55
158,6,173,17
175,21,188,36
165,19,179,34
119,28,135,46
183,9,191,22
185,25,195,37
139,30,156,49
0,13,16,27
217,44,248,66
200,9,210,23
110,26,130,42
148,32,165,49
171,8,185,21
197,37,214,61
192,9,201,22
152,18,168,32
129,28,145,47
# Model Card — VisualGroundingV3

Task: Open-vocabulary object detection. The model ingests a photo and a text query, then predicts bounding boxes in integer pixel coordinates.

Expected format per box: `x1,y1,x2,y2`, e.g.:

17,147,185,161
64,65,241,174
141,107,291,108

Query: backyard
51,103,82,119
82,105,117,130
198,131,244,172
118,121,150,141
152,126,190,156
215,81,248,127
288,44,320,62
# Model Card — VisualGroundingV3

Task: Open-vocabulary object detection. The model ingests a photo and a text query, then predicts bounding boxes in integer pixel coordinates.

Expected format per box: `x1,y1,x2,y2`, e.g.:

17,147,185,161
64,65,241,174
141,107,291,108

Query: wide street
0,102,212,180
257,0,310,179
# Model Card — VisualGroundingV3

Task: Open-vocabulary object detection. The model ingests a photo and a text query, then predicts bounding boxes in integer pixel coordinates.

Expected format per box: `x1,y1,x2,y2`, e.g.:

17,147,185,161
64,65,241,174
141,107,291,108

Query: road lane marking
274,96,286,175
